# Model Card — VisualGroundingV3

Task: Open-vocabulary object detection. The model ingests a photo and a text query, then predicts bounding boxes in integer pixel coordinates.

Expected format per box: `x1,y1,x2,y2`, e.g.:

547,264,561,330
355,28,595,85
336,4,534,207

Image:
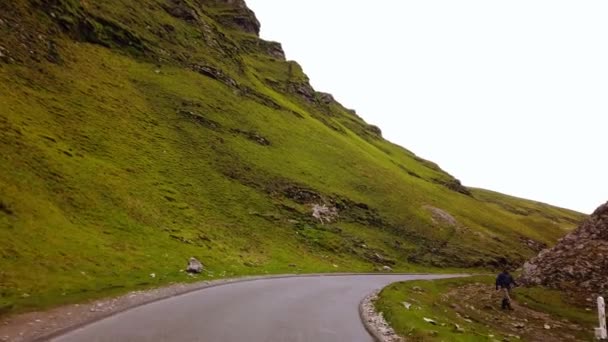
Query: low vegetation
375,276,595,341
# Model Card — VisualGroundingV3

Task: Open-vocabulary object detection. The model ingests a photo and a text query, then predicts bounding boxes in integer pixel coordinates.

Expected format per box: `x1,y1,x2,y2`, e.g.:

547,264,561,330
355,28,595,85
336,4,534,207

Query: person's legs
502,288,513,310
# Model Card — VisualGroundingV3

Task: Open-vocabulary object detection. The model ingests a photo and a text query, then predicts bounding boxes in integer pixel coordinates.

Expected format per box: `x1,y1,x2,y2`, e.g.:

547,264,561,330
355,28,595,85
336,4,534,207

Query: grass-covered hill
0,0,584,315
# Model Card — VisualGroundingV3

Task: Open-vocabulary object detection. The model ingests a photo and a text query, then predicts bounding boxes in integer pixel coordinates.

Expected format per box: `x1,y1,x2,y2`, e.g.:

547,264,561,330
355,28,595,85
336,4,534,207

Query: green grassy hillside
0,0,584,315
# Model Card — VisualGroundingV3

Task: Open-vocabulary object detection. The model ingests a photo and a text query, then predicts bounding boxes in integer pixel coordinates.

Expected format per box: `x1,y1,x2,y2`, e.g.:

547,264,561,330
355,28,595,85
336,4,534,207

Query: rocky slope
521,201,608,297
0,0,584,315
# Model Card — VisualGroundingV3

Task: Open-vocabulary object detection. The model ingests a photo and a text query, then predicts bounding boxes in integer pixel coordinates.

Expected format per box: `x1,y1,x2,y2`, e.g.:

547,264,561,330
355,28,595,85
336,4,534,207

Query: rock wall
520,201,608,297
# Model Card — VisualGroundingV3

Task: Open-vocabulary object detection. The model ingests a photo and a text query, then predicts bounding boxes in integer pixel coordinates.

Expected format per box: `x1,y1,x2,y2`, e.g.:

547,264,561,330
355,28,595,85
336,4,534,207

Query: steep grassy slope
0,0,584,315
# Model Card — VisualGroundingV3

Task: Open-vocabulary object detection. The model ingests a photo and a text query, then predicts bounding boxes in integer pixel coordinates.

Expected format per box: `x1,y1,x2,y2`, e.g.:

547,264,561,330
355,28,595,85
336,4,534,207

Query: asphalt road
52,274,461,342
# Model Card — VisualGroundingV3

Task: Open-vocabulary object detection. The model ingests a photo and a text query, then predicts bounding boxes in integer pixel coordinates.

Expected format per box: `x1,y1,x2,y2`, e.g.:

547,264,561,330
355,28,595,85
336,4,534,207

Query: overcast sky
246,0,607,214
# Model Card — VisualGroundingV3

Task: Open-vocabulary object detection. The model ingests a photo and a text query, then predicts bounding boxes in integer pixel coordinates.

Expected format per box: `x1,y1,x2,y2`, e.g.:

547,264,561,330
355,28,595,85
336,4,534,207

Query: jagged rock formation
521,201,608,296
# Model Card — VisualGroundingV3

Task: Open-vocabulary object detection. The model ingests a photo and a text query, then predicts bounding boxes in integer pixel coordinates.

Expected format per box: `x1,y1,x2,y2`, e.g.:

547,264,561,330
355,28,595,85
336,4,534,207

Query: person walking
496,269,518,310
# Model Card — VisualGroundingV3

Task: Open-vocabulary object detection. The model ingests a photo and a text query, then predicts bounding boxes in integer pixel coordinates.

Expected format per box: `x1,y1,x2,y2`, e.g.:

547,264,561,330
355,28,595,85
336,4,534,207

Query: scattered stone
412,286,424,292
402,302,412,310
544,324,551,330
512,322,525,329
150,273,156,278
360,291,404,342
453,323,465,333
368,252,396,265
423,317,437,325
382,266,393,272
311,204,338,224
232,129,271,146
332,264,339,268
186,257,203,273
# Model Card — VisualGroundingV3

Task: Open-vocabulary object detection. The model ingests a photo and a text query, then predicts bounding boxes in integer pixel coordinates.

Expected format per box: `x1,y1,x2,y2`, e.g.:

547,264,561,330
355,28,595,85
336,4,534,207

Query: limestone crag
204,0,261,35
520,201,608,297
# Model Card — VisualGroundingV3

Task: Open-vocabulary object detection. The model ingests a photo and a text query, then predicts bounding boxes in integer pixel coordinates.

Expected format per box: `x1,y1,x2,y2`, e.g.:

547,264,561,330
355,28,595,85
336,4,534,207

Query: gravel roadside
359,290,404,342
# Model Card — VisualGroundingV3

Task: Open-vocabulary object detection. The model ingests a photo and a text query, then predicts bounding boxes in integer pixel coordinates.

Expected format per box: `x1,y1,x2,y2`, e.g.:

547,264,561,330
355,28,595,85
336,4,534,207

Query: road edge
15,272,424,342
359,290,404,342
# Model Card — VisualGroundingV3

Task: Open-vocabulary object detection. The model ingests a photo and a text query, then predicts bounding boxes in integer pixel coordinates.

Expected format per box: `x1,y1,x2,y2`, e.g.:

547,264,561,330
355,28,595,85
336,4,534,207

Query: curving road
52,274,461,342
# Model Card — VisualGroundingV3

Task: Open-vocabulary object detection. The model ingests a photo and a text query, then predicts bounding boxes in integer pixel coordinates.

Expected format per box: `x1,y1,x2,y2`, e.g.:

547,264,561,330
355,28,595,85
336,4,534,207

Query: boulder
186,257,204,274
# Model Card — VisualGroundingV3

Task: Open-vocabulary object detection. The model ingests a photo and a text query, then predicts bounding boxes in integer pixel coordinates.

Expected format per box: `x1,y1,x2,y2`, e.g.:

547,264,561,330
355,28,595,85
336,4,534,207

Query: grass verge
375,276,595,341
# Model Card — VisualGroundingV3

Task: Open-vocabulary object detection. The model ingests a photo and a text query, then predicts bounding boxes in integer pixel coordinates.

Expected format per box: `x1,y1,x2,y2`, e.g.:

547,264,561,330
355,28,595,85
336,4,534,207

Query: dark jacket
496,272,517,290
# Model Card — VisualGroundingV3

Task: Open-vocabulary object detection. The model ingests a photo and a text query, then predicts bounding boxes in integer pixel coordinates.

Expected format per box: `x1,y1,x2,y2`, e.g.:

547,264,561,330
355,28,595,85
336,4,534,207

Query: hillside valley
0,0,585,316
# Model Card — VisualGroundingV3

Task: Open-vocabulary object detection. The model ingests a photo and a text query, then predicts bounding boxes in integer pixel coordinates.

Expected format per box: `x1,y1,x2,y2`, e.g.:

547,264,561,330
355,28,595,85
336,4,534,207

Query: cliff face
521,202,608,297
0,0,585,314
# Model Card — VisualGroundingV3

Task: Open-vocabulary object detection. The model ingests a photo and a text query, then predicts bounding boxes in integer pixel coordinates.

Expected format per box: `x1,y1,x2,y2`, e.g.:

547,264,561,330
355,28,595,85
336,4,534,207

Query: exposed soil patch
443,283,589,341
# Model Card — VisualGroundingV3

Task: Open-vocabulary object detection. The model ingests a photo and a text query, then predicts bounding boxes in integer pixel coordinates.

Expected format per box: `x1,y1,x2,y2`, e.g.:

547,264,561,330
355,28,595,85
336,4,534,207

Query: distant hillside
0,0,584,315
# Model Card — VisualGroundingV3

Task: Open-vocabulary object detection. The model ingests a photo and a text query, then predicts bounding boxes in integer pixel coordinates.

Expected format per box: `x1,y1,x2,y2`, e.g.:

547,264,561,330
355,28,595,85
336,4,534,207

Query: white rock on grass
186,257,204,273
423,317,437,325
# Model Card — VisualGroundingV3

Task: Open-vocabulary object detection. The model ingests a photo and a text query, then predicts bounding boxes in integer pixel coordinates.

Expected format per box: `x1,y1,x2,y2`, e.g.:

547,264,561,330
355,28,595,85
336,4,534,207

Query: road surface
52,274,461,342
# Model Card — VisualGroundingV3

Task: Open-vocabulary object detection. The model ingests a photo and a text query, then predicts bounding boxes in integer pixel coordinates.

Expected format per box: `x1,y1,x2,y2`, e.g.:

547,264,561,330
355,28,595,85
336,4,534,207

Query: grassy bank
375,276,595,341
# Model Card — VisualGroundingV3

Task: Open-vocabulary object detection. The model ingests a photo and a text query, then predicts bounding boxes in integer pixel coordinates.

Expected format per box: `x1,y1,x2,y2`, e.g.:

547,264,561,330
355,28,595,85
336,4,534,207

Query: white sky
245,0,608,214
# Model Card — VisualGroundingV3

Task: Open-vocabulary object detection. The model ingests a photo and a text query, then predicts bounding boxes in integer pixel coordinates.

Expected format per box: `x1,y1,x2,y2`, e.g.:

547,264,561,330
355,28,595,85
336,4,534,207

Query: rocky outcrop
162,0,200,22
205,0,261,36
520,201,608,297
316,92,335,105
432,177,472,196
